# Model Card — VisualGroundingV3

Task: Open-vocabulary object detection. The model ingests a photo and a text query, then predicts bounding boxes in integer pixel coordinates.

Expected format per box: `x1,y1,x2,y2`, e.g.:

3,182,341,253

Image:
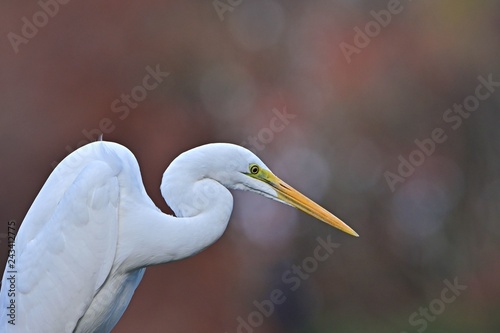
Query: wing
0,145,122,333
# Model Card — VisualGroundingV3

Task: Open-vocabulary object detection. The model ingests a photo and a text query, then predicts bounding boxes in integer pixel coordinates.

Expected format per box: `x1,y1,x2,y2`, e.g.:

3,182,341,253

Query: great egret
0,141,357,332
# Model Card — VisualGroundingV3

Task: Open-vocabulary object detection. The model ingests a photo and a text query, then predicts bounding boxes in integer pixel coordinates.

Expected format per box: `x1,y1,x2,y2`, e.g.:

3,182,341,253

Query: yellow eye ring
249,164,260,175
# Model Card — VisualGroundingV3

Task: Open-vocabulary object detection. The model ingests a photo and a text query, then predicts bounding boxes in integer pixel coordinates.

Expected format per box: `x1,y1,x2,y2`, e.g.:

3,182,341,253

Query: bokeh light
1,1,499,332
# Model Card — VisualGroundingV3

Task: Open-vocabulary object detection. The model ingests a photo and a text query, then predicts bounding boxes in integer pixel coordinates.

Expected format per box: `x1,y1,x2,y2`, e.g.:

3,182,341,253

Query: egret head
163,143,358,237
209,144,358,237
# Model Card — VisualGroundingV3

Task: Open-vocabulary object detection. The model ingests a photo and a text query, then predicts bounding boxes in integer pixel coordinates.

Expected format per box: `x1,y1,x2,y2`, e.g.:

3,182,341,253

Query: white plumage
0,141,357,332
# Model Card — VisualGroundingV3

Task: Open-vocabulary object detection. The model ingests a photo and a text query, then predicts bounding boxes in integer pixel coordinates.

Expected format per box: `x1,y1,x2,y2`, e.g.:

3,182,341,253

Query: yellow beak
263,171,359,237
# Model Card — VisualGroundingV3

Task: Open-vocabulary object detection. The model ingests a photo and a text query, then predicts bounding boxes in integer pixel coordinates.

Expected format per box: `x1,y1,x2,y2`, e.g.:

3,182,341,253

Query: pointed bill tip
267,173,359,237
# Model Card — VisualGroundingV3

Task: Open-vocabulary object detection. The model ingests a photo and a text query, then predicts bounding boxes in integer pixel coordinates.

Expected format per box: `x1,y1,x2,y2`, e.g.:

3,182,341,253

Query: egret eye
249,164,260,175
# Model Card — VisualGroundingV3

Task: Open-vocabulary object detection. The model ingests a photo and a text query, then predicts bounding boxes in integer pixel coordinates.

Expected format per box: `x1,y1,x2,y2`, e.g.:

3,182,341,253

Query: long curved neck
117,177,233,272
115,145,240,272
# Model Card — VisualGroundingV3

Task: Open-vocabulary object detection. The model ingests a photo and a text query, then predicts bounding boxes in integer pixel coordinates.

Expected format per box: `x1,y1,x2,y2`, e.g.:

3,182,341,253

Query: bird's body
0,141,357,332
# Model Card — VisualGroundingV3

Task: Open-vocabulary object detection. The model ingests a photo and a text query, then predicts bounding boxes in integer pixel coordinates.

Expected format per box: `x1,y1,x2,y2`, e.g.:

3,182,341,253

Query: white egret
0,141,357,332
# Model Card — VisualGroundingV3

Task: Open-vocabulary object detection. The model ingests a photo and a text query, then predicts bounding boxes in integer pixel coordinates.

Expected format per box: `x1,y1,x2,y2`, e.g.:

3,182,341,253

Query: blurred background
1,0,500,332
